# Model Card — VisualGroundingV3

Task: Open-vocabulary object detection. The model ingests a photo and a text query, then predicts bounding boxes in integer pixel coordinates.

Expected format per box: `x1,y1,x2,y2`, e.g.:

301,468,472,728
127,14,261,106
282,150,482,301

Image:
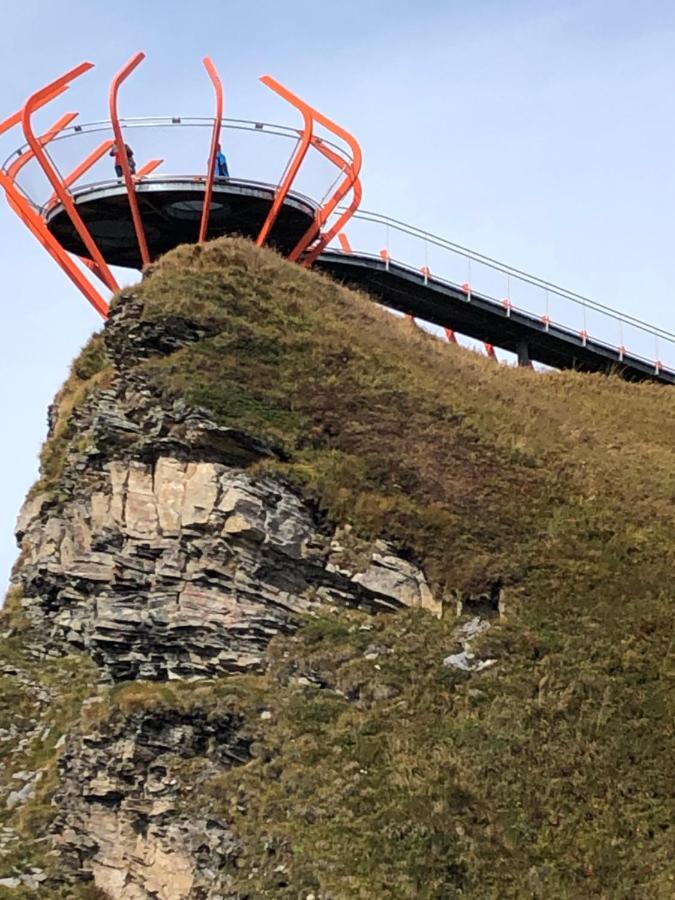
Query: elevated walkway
315,251,675,384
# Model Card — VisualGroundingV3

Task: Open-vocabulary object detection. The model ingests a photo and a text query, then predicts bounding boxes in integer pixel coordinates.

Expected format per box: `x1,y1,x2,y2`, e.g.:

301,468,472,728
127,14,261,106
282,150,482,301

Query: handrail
343,208,675,343
322,246,675,372
2,116,350,173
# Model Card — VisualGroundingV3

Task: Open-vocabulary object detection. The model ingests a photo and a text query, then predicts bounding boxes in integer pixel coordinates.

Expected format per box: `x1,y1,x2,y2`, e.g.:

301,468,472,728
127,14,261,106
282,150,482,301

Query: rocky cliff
1,238,673,899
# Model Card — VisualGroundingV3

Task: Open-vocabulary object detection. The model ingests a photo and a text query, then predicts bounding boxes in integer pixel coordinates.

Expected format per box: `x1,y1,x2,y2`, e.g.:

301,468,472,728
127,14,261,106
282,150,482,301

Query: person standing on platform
110,143,136,177
214,144,229,178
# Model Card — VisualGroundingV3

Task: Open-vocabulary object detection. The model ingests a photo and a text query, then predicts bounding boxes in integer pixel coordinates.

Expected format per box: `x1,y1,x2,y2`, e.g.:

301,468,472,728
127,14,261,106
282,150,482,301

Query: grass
32,333,112,497
0,595,101,898
16,235,675,896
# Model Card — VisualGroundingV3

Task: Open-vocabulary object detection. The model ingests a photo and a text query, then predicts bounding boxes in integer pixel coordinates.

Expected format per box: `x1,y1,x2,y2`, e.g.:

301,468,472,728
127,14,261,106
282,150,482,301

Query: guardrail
3,116,351,213
335,209,675,373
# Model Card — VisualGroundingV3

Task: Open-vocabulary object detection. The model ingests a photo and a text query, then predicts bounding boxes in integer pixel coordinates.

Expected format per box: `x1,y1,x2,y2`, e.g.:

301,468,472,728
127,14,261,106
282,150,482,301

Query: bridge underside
46,180,317,269
314,253,674,385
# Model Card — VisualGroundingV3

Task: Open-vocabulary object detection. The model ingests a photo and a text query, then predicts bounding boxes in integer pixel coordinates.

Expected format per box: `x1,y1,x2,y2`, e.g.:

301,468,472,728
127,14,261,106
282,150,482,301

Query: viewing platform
1,54,674,384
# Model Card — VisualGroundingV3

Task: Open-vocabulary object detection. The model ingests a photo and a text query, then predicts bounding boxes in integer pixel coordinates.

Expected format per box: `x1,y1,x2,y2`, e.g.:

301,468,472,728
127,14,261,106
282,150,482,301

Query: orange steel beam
303,176,362,267
0,84,68,136
21,62,120,293
63,139,115,188
199,56,224,243
7,112,78,179
257,76,363,263
445,328,457,343
287,138,342,259
109,52,150,267
288,137,348,261
256,78,362,267
77,254,111,289
135,158,163,178
257,77,314,247
338,233,353,253
1,172,108,317
291,132,363,265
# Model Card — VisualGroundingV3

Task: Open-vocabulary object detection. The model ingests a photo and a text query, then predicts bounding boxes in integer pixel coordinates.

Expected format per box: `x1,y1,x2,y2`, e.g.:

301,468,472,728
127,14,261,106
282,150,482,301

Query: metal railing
3,116,352,213
332,209,675,374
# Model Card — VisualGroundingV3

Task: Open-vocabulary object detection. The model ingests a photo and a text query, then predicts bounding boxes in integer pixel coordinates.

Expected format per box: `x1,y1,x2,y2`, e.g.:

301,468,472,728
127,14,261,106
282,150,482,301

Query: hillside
0,236,673,898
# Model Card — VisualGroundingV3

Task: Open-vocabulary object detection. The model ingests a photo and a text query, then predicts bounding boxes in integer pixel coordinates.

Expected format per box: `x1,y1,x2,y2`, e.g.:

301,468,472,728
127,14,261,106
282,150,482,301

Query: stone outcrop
55,702,248,899
16,454,440,683
11,286,442,684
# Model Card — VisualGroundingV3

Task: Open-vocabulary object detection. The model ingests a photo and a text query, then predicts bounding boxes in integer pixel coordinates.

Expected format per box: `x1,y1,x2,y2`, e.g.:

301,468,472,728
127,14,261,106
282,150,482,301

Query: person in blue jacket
214,144,229,178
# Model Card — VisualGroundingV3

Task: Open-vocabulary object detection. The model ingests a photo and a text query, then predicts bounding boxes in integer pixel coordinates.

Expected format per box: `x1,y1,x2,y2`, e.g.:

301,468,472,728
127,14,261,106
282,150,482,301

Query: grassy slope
10,236,674,897
129,239,674,898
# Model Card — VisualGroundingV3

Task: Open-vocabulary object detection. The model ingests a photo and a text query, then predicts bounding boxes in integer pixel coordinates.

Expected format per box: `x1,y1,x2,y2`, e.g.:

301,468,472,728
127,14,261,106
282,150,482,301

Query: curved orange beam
291,134,363,264
8,112,78,179
303,176,363,267
288,137,345,260
135,158,163,178
0,84,68,137
21,62,119,293
258,77,363,267
257,76,314,247
109,52,150,267
199,56,224,244
45,139,115,209
1,172,108,317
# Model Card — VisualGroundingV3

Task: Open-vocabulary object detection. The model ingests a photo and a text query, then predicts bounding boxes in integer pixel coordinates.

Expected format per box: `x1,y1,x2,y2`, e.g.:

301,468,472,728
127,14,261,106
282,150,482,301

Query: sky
2,0,675,595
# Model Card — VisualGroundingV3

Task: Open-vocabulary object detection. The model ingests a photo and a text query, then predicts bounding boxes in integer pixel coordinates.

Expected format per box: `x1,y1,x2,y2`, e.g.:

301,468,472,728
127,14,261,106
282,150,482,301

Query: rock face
12,292,441,685
3,278,442,898
55,702,248,899
17,455,440,683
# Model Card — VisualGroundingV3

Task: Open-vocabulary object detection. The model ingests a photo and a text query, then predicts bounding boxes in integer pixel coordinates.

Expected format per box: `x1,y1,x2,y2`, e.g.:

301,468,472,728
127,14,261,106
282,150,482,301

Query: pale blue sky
2,0,675,594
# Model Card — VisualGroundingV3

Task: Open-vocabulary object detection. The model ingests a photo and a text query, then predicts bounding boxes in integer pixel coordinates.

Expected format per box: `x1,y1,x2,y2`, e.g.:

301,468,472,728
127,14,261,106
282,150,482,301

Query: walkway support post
517,339,530,367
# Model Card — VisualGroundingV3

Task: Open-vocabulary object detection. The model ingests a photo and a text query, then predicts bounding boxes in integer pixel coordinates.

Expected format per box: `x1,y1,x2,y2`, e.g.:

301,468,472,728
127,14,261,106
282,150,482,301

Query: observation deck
45,177,318,268
1,54,674,385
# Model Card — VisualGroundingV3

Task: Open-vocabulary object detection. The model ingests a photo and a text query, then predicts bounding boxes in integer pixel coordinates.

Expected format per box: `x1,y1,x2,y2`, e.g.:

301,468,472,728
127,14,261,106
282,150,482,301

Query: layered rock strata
12,287,441,682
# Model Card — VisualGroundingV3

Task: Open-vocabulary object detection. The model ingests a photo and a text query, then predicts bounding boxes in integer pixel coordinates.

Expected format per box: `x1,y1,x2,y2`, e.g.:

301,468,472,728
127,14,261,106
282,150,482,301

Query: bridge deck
315,252,675,385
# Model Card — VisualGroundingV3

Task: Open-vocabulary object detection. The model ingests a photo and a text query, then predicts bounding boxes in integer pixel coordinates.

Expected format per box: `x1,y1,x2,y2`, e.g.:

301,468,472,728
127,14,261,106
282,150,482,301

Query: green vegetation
19,237,675,895
128,237,675,601
0,595,101,898
99,603,673,898
33,333,111,497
